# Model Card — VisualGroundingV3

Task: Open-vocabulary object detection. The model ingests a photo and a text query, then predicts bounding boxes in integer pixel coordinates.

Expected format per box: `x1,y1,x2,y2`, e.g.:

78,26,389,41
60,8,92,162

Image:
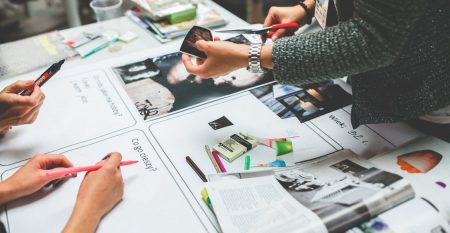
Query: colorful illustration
396,150,442,174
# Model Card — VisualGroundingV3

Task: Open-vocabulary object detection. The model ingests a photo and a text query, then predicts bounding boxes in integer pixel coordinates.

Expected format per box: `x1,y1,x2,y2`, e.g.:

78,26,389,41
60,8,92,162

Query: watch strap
247,43,265,73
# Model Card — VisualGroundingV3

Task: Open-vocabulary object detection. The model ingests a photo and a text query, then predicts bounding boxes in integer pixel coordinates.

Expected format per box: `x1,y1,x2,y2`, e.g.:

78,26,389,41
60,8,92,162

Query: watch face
180,26,213,59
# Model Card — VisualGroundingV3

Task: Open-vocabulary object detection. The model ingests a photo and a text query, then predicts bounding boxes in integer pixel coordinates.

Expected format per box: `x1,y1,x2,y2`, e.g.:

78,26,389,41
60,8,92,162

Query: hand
182,40,249,78
0,154,75,204
63,153,124,233
0,80,45,135
263,5,307,41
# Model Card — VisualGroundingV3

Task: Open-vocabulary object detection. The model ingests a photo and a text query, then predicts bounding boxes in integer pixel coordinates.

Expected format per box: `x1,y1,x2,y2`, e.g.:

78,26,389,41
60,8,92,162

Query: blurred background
0,0,297,43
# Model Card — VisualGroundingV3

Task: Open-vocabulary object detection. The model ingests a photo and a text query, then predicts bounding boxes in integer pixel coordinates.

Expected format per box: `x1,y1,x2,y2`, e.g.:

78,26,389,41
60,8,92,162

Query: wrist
261,45,273,69
298,0,314,24
0,180,20,204
63,203,102,233
237,44,250,69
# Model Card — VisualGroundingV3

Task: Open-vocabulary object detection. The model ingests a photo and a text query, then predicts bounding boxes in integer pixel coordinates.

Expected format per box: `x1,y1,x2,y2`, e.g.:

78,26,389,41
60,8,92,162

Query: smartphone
180,26,213,59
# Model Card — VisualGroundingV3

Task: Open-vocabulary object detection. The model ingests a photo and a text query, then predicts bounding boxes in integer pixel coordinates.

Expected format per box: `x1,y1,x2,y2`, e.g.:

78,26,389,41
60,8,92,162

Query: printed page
205,176,328,233
348,198,450,233
0,69,136,165
148,93,339,227
272,150,414,233
369,137,450,222
249,82,423,159
0,130,208,233
209,150,415,233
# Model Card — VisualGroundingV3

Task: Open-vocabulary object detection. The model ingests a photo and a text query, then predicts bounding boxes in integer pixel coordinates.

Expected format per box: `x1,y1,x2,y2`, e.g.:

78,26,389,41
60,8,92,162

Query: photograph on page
250,80,352,122
272,152,414,233
113,35,274,120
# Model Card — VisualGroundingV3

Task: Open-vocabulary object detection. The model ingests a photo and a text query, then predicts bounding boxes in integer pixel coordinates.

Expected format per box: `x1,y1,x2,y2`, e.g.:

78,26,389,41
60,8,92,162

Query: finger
182,54,203,74
2,80,35,94
30,86,45,104
263,7,277,27
195,40,209,52
213,36,221,41
52,176,72,187
19,106,41,125
196,58,204,65
103,152,122,170
272,29,288,41
39,154,74,170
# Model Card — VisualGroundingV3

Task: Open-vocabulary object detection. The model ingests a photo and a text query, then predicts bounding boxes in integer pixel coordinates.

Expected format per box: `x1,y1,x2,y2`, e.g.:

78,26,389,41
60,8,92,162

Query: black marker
20,59,65,96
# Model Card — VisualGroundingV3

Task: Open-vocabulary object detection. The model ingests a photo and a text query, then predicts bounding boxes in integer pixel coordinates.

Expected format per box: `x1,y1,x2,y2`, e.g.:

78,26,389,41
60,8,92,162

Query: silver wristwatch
247,43,265,73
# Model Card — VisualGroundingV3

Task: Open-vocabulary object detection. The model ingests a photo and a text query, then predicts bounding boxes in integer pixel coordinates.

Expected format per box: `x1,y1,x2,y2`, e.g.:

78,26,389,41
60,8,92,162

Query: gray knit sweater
272,0,450,128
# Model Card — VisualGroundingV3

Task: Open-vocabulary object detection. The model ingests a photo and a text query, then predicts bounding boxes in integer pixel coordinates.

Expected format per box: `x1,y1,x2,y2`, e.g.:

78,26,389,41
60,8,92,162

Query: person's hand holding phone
180,26,249,78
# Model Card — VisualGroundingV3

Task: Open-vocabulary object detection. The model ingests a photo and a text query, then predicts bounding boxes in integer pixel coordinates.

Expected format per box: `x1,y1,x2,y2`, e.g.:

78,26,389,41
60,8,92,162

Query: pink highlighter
46,160,139,177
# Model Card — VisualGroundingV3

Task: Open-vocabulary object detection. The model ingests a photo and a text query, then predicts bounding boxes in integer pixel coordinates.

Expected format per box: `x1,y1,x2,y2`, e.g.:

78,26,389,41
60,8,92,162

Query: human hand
0,80,45,135
63,153,124,233
182,40,249,78
263,5,307,41
0,154,75,204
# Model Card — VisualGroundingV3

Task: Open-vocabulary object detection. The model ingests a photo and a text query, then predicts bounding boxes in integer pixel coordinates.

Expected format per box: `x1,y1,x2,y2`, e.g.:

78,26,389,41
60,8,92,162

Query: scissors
216,22,301,37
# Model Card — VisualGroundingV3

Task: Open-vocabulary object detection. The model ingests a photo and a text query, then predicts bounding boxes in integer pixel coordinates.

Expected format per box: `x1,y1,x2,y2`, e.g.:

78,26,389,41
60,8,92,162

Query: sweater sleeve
272,0,425,85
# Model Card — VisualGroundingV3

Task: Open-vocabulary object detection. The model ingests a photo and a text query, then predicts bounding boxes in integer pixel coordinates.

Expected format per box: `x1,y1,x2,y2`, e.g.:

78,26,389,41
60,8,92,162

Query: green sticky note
166,7,197,24
274,141,293,156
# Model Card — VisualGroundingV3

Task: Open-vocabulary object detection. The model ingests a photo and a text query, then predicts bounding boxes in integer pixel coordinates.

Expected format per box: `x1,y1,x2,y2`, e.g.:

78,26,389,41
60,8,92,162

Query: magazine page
347,198,450,233
208,150,415,233
369,137,450,222
204,176,328,233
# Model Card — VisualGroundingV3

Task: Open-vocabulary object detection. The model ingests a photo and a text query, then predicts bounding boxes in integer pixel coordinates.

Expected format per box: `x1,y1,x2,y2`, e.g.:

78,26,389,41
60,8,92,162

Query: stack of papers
129,1,227,42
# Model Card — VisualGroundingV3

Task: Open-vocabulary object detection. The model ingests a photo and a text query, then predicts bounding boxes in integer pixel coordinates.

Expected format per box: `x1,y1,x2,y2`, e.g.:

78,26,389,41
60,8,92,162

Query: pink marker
212,150,227,173
46,160,139,177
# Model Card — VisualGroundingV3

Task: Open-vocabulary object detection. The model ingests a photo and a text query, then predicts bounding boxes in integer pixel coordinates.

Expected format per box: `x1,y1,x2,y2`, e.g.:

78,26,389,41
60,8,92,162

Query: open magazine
204,137,450,233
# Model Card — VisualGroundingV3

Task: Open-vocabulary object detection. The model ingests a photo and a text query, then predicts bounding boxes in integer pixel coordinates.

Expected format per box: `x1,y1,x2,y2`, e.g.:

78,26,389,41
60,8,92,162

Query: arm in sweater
272,0,425,85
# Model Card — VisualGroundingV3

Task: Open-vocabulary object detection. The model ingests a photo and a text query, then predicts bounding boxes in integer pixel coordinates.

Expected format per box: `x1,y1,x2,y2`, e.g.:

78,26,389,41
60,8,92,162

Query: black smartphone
180,26,213,59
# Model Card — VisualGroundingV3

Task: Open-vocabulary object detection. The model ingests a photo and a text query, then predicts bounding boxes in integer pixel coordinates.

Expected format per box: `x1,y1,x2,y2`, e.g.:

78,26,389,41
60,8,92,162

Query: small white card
315,0,329,29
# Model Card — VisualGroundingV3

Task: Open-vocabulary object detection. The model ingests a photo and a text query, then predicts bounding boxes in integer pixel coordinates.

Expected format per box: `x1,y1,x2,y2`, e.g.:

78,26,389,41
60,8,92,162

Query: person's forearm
0,180,25,204
63,205,101,233
271,0,426,85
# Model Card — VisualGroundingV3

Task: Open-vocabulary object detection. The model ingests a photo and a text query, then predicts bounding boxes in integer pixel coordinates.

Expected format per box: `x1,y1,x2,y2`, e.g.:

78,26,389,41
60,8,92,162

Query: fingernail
272,36,277,41
102,154,112,160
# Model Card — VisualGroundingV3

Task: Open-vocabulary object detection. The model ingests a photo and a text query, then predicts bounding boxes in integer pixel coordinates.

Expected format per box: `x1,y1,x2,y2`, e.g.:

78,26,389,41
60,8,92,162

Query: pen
46,160,139,177
244,155,250,171
186,156,207,182
20,59,65,96
83,37,119,58
212,150,227,173
205,145,221,173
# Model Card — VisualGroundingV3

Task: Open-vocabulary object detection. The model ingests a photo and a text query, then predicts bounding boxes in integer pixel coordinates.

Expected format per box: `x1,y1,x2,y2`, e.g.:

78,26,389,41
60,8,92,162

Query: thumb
2,80,35,94
103,152,122,170
195,40,210,52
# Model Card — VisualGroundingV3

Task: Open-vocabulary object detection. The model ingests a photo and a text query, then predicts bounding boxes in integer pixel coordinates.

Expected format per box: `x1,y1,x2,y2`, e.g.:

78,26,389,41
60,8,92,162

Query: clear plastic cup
90,0,123,22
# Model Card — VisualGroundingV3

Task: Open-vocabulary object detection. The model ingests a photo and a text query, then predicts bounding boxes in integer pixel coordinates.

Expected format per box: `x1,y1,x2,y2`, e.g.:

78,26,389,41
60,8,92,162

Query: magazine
205,149,415,233
205,137,450,233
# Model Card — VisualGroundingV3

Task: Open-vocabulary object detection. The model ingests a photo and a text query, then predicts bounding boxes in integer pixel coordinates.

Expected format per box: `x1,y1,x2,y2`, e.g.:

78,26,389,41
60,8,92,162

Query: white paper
0,69,136,165
205,176,327,233
0,130,207,233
